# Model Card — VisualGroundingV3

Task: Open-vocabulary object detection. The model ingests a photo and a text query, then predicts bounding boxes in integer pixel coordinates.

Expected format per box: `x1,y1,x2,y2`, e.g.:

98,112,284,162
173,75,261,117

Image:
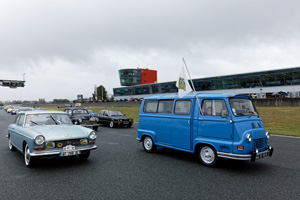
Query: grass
41,106,300,137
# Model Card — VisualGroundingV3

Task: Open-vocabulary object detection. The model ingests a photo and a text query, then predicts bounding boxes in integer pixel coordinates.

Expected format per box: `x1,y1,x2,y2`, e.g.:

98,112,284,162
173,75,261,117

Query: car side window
201,99,227,116
174,100,191,115
17,114,25,126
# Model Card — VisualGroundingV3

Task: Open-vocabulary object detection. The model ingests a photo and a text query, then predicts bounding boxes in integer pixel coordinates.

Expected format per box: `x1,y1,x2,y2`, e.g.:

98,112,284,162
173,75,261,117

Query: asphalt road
0,109,299,200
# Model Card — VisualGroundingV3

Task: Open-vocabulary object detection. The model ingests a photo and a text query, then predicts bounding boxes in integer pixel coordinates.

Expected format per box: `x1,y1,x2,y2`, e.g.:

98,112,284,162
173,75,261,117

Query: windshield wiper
50,115,61,125
30,120,39,125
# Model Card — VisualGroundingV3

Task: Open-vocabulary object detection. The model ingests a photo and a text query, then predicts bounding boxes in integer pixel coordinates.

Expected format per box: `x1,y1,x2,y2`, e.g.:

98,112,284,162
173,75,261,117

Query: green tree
96,85,107,101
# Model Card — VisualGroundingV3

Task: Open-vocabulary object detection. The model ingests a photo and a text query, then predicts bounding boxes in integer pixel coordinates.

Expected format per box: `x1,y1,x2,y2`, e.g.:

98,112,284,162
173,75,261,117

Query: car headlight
266,132,270,139
78,118,82,123
89,131,97,140
247,134,252,142
35,135,45,145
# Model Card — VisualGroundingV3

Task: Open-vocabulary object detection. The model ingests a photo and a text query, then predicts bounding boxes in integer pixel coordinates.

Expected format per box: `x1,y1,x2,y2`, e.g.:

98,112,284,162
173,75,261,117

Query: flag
176,67,192,98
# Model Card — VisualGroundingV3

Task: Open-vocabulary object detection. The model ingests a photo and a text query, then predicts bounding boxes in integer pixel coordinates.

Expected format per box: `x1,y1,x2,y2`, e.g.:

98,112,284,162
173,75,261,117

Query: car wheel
109,121,114,128
8,137,15,151
199,145,217,167
24,144,35,168
92,126,98,131
79,150,90,160
143,136,156,153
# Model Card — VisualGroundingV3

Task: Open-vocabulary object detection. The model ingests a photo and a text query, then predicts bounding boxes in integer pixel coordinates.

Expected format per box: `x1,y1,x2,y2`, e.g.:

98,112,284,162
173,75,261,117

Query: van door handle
188,120,190,125
198,118,203,121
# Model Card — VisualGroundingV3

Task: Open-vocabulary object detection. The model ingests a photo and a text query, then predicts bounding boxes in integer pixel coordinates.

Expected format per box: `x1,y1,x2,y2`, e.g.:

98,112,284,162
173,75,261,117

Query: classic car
64,107,100,131
6,110,97,167
98,110,133,128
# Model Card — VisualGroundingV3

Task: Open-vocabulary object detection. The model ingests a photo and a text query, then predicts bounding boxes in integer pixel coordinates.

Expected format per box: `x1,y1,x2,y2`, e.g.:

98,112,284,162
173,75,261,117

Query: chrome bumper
217,146,274,162
136,138,141,143
29,145,97,157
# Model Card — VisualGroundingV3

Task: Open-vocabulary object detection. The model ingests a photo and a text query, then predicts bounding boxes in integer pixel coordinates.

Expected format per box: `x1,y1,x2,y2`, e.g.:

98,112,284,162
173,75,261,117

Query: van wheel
143,136,156,153
199,145,217,166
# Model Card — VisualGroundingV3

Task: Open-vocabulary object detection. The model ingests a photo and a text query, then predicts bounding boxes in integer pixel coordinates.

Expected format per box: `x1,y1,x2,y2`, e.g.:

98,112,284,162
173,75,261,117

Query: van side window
144,101,158,113
202,100,227,116
175,100,191,115
157,100,174,114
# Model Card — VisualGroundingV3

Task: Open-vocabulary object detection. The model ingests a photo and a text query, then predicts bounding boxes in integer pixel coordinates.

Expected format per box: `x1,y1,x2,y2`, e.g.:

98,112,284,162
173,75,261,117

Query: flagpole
182,58,202,115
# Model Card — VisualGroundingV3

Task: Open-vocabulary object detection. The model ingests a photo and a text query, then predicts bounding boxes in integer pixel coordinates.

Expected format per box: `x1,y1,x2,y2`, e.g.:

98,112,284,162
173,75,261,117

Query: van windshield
229,98,258,117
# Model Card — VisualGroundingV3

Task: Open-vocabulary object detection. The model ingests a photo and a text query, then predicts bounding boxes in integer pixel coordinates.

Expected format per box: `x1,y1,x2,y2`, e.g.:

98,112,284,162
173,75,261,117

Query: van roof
143,93,244,100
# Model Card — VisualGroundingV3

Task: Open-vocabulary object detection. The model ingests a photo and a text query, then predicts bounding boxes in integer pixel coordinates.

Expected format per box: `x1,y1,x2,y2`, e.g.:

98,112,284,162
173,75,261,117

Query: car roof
143,93,246,100
18,110,67,115
65,107,87,110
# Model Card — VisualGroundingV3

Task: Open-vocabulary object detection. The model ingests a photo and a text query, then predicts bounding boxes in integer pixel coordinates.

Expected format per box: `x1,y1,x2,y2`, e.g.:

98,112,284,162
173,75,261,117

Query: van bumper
217,146,274,162
136,138,141,143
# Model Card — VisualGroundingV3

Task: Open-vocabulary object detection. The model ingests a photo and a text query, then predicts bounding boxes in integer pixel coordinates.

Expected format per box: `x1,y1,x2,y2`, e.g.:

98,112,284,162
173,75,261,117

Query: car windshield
229,98,258,117
73,109,88,114
108,110,124,116
24,114,73,127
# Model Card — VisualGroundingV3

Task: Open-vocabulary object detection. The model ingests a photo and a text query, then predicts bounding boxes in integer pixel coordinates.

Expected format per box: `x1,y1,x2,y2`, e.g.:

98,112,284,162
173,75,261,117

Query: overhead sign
0,80,25,88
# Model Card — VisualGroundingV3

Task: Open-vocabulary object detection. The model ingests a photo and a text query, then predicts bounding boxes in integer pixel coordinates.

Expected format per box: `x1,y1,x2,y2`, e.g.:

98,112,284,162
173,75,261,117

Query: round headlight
89,131,97,140
35,135,45,145
78,118,82,123
247,134,252,142
266,132,270,139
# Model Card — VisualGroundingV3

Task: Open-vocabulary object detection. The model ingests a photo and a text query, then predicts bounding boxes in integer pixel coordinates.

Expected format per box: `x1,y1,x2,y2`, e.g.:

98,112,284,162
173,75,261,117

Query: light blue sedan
6,110,97,167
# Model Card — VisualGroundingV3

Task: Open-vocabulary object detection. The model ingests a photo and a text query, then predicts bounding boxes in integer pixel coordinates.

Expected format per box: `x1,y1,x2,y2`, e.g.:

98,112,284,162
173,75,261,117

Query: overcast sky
1,0,300,102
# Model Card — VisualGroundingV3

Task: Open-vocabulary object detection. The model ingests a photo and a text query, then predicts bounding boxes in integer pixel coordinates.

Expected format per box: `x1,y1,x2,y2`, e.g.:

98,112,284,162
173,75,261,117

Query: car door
9,114,25,151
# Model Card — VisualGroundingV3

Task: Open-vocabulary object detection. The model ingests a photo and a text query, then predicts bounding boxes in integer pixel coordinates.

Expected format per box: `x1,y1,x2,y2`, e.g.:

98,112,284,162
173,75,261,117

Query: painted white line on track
271,134,300,139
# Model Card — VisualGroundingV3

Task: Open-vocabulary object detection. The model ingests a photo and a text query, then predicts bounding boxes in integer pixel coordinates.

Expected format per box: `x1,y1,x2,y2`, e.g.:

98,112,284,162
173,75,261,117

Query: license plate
258,152,269,159
60,151,80,157
123,121,129,124
63,145,75,151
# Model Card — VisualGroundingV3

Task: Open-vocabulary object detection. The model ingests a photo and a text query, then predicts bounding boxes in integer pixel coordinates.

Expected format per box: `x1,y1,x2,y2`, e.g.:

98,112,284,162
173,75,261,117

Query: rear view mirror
221,109,228,118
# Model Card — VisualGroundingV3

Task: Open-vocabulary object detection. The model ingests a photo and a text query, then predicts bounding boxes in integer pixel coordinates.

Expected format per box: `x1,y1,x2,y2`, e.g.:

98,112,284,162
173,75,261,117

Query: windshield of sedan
24,114,73,127
73,109,89,114
229,98,258,117
108,110,124,116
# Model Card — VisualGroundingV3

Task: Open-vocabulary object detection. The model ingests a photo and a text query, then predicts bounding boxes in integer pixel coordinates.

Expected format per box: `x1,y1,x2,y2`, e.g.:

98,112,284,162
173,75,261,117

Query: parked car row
3,105,40,115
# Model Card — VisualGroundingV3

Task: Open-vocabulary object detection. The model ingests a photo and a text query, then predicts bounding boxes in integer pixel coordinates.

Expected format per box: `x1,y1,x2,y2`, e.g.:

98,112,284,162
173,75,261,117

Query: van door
198,99,233,140
171,100,192,150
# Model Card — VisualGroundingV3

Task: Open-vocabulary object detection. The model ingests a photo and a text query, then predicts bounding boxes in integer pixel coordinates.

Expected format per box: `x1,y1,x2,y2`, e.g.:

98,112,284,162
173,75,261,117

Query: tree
96,85,107,101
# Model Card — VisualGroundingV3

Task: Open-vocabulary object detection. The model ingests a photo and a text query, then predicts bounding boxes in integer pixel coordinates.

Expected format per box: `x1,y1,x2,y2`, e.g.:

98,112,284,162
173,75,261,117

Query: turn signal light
88,141,95,145
34,147,45,151
237,146,244,151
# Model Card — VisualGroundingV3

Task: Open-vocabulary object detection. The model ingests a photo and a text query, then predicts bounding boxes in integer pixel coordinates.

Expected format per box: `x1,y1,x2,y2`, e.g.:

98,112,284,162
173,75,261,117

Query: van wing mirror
221,109,228,118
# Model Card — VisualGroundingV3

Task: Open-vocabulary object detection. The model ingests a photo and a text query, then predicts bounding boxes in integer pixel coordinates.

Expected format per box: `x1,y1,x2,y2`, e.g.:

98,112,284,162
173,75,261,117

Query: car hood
28,125,90,141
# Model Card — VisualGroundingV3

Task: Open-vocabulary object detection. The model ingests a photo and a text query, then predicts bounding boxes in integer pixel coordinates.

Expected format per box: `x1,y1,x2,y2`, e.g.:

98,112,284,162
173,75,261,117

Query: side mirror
221,109,228,118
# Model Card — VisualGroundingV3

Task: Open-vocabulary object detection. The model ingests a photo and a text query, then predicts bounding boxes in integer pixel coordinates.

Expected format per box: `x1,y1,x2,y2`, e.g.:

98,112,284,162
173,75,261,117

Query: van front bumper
217,146,274,162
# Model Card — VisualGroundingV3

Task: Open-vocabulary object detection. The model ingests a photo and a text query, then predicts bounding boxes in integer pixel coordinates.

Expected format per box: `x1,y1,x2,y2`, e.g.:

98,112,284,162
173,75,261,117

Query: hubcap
144,138,152,150
200,147,215,164
25,145,30,165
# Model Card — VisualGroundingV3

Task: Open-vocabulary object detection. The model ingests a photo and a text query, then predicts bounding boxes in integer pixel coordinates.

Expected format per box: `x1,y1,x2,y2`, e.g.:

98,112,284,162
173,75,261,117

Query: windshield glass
229,98,258,117
25,114,73,127
108,110,124,116
73,109,88,114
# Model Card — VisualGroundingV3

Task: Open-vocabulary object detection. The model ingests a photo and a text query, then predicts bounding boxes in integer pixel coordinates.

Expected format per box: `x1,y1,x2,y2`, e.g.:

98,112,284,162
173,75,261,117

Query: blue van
136,93,273,166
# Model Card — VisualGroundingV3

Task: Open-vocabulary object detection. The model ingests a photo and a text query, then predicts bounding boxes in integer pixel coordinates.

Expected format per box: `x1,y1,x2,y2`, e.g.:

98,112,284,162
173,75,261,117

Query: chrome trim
136,138,141,143
217,149,271,161
29,145,97,157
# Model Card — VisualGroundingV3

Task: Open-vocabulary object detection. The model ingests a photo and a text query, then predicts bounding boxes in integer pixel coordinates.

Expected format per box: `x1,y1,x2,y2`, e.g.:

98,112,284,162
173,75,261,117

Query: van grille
252,138,268,151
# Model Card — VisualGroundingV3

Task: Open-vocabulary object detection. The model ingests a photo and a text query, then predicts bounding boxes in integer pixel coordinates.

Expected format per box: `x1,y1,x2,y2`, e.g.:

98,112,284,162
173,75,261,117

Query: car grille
80,119,96,125
252,138,268,151
54,139,83,148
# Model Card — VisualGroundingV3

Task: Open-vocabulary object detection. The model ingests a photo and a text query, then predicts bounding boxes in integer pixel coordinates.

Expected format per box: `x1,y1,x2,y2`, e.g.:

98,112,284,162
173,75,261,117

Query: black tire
127,124,132,128
109,121,114,128
79,150,90,160
92,126,98,131
24,144,35,168
198,145,217,167
143,136,157,153
8,137,16,151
